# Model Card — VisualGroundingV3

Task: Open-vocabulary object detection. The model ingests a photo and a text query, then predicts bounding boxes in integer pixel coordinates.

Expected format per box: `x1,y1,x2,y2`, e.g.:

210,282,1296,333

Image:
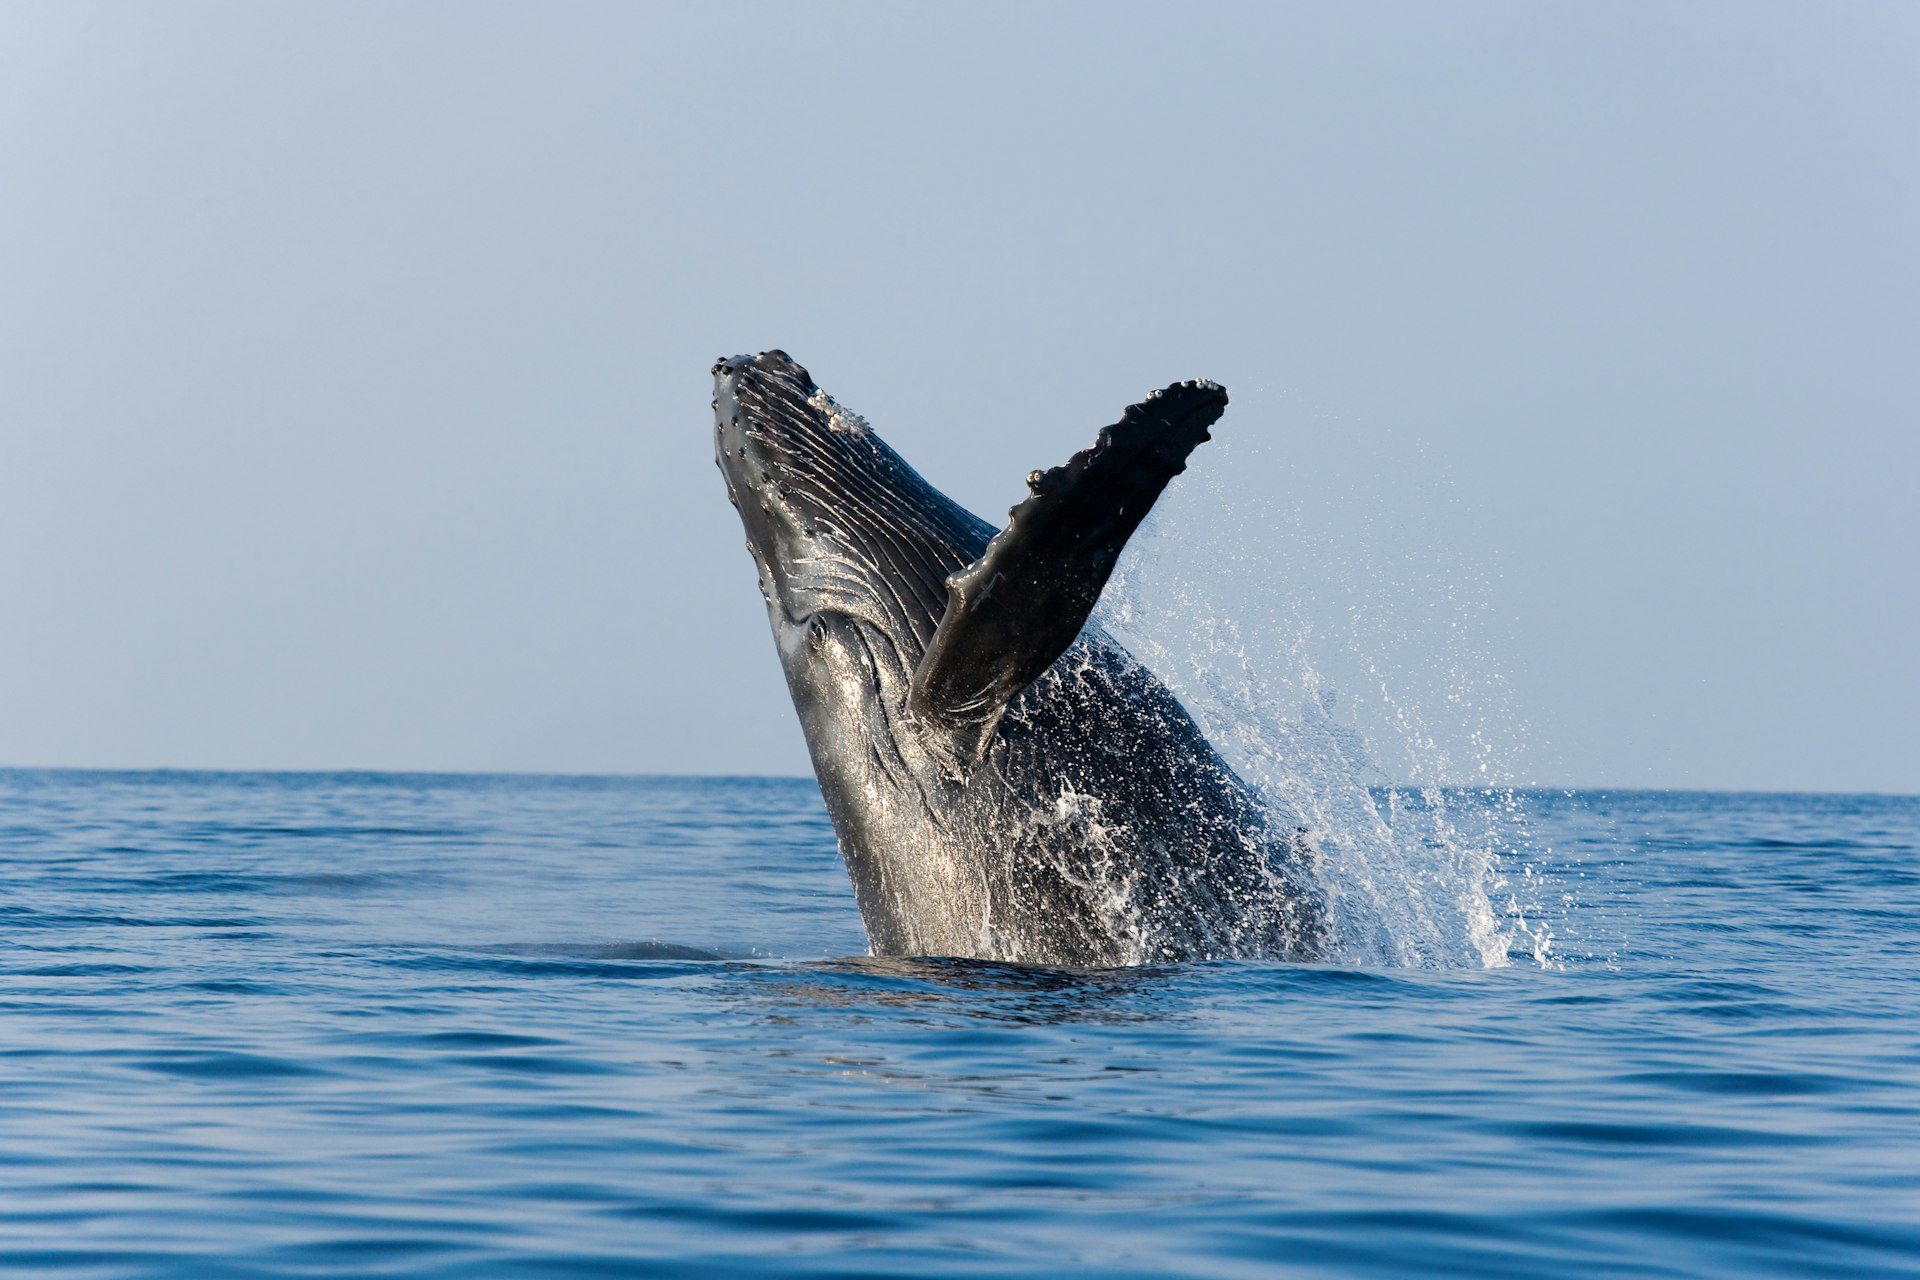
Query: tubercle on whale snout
712,349,816,390
712,353,872,499
714,350,856,622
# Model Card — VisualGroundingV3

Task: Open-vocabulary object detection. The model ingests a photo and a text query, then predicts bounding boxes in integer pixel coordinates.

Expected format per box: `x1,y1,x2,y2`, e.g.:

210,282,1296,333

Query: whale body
713,351,1324,966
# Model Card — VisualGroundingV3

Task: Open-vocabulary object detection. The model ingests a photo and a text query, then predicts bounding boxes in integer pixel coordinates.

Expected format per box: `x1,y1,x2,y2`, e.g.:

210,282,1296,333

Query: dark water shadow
734,952,1193,1027
488,940,740,962
368,939,747,981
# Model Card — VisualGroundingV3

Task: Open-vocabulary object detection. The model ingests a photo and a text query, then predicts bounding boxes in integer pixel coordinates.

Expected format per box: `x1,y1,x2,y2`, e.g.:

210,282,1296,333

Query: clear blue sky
1,2,1913,792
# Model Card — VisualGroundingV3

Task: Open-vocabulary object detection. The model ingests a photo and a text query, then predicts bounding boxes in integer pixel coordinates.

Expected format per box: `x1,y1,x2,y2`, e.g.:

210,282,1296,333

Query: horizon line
0,763,1912,801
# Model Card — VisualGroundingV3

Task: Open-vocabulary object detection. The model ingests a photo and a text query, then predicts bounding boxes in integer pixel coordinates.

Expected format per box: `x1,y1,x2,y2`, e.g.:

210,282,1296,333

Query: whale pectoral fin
907,379,1228,769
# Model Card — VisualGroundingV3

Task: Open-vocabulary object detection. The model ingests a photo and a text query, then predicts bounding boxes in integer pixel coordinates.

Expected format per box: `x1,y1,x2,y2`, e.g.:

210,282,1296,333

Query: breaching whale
713,351,1324,967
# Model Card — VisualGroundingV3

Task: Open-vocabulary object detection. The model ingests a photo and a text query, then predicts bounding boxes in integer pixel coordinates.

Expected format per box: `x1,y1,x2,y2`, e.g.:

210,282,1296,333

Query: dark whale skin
713,350,1323,966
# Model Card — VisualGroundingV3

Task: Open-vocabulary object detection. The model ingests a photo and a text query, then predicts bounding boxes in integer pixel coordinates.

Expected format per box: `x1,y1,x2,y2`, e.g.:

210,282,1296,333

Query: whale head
711,351,991,663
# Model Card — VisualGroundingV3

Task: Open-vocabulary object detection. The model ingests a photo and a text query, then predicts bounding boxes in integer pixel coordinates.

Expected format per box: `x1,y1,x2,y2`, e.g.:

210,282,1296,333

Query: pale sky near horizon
1,2,1914,792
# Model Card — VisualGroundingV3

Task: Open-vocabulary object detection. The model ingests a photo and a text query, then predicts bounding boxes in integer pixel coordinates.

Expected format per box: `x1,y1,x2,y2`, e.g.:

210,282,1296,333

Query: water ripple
0,771,1915,1278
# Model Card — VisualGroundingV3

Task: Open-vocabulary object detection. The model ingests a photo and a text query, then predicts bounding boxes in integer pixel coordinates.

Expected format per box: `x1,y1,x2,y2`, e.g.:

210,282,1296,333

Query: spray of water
1097,433,1557,970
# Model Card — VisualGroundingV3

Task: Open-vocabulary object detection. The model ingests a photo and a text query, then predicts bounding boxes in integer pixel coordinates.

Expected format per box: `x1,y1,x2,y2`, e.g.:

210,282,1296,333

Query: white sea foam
807,387,871,437
1098,435,1557,970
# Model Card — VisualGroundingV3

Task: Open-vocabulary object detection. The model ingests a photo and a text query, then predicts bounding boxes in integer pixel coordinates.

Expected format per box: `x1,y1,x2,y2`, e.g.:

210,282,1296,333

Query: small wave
133,1050,327,1081
494,940,740,962
732,954,1193,1028
187,823,471,840
1617,1068,1860,1098
100,869,449,896
373,943,737,980
0,906,266,929
5,961,153,977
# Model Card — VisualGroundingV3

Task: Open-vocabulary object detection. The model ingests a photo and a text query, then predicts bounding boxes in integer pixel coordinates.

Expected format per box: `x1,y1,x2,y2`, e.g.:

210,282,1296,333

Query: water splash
1098,437,1556,970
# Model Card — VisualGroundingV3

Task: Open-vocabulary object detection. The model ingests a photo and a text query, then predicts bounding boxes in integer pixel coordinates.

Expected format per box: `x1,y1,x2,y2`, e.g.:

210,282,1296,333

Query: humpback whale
713,351,1324,966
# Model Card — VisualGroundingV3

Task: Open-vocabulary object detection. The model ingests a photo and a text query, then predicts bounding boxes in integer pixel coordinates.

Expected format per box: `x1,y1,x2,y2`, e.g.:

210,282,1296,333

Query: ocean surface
2,769,1916,1278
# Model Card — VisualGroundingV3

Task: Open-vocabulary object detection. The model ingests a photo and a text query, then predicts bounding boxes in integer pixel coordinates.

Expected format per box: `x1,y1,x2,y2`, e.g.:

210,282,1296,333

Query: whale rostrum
713,350,1325,966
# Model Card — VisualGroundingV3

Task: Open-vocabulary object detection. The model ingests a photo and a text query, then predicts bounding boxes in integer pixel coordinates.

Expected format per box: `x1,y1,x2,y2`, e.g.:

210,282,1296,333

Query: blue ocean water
2,770,1916,1278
